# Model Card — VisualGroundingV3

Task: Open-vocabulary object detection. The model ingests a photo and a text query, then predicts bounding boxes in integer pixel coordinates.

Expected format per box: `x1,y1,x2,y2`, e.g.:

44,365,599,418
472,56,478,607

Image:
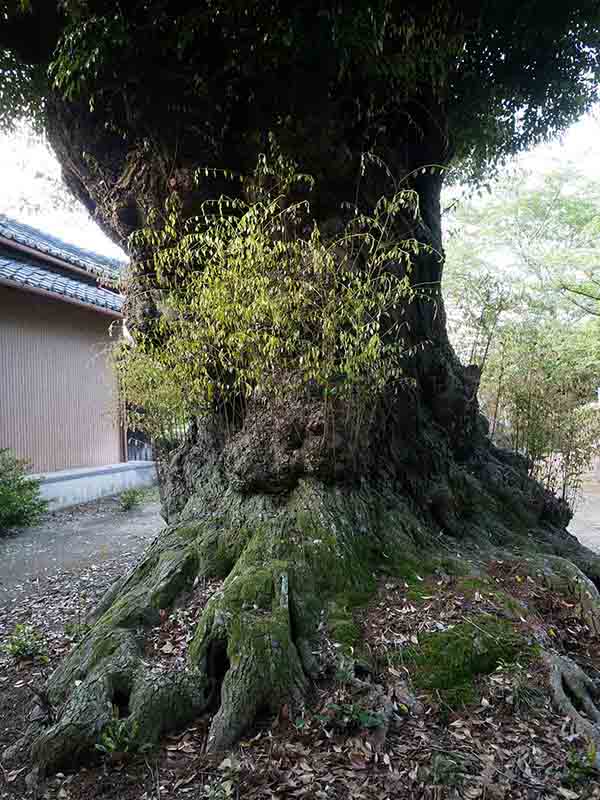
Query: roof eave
0,276,124,319
0,234,118,284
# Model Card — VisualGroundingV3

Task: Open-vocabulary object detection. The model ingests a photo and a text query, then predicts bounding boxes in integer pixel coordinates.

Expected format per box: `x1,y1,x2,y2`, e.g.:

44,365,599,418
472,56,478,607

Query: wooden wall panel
0,286,123,473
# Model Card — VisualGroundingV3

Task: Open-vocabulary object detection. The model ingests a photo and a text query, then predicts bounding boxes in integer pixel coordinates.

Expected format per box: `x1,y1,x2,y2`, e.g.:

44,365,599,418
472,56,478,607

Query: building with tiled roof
0,217,156,507
0,215,125,315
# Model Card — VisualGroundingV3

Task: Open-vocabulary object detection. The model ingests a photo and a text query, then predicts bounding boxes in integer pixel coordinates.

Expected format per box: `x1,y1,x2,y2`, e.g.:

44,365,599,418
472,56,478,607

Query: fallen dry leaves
1,549,600,799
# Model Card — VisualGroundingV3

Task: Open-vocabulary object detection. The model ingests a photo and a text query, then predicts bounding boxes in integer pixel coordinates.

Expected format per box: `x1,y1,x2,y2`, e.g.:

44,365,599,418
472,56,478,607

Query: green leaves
95,712,142,756
118,152,419,440
323,702,386,731
49,12,131,105
443,163,600,508
2,1,600,180
2,623,48,664
0,448,47,532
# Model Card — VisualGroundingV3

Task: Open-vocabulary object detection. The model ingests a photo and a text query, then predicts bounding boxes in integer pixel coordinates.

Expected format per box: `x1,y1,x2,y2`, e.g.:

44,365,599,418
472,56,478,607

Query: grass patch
453,577,528,618
390,556,474,600
119,488,145,511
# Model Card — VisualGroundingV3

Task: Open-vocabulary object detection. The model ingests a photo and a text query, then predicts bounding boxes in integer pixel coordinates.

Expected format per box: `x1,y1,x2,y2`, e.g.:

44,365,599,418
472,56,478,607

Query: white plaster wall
33,461,157,510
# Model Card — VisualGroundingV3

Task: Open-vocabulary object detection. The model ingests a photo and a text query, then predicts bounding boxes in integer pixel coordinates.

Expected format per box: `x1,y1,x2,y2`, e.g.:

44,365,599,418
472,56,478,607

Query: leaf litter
1,546,600,799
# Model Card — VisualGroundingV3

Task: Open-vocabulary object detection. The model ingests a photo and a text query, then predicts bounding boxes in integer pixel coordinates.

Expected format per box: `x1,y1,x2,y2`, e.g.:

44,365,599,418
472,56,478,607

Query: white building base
32,461,157,510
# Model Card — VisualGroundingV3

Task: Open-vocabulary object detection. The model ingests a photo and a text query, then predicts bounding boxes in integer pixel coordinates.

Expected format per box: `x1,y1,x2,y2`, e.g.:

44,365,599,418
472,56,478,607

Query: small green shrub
0,449,47,531
119,488,144,511
321,702,385,732
2,623,48,663
95,708,144,756
564,744,599,788
562,742,598,789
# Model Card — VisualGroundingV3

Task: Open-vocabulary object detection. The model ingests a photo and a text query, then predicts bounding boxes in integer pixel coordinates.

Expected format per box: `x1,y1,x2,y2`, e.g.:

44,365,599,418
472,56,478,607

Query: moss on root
9,471,600,784
7,479,428,779
402,617,530,709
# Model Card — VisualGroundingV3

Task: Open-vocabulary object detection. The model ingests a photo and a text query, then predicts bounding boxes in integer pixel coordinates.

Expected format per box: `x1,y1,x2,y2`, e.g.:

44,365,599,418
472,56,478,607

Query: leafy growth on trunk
116,150,424,440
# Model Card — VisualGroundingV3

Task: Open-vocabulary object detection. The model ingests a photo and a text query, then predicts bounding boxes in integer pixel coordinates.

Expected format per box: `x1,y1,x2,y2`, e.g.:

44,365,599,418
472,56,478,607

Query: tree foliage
444,166,600,507
445,163,600,322
486,321,600,507
1,2,599,182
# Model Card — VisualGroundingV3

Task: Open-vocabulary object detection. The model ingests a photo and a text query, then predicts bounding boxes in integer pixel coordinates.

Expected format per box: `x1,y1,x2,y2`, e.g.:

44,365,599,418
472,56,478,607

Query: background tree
444,164,600,508
484,319,600,507
2,1,600,780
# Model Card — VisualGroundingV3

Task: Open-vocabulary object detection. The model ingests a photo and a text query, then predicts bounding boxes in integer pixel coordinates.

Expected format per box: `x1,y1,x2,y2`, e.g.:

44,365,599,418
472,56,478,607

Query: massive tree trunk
7,83,600,782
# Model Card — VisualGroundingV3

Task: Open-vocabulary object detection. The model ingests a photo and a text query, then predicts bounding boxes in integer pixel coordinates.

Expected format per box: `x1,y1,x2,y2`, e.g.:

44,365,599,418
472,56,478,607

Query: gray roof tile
0,215,127,277
0,253,123,313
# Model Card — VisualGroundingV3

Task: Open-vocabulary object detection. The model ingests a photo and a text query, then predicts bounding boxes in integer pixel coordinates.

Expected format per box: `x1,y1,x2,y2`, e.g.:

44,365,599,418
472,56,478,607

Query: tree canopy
1,1,600,184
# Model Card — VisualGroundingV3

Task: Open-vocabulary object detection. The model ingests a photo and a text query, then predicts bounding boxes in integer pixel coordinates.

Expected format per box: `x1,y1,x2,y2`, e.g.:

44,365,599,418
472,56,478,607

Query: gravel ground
0,492,163,610
569,479,600,554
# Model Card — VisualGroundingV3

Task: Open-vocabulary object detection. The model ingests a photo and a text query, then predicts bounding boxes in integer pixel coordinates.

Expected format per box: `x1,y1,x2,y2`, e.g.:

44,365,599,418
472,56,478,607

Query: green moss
458,577,491,593
491,590,528,618
150,548,199,610
437,557,472,577
453,577,528,618
403,617,528,709
195,524,255,579
226,607,295,698
176,526,201,542
386,556,426,581
329,617,360,648
226,566,277,610
406,585,430,602
387,554,472,587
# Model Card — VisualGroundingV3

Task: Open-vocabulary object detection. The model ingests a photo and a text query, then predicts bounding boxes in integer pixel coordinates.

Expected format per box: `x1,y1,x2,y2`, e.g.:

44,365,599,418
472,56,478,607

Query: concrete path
0,496,163,609
569,480,600,553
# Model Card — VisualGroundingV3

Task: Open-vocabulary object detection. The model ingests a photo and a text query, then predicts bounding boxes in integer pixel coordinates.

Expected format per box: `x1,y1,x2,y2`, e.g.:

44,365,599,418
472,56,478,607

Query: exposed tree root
189,554,310,752
3,480,426,782
528,555,600,634
544,651,600,765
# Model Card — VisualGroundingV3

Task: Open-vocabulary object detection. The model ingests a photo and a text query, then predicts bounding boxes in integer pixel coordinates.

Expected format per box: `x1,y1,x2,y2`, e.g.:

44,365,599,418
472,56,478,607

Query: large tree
3,0,600,781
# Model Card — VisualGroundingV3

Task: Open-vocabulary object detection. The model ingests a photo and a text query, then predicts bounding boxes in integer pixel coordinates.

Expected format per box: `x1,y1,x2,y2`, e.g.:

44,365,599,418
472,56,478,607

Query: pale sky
520,107,600,176
0,107,599,261
0,123,126,261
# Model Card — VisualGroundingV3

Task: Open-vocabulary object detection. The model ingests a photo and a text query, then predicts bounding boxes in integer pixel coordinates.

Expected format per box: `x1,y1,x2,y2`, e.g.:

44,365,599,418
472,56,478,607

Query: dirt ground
2,547,600,799
0,493,163,610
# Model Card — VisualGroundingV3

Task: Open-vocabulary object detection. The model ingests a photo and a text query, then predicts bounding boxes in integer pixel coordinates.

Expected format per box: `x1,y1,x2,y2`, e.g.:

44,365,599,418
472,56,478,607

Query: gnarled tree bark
3,8,600,780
